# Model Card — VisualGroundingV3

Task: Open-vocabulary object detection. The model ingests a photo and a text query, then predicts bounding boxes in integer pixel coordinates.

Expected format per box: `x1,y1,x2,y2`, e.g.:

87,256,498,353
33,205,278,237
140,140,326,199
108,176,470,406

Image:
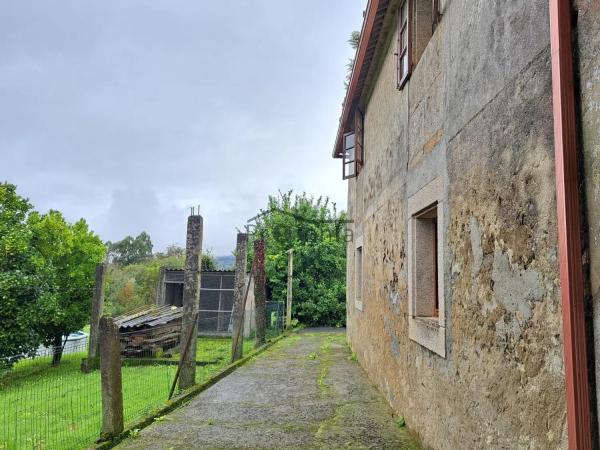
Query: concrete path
117,330,418,449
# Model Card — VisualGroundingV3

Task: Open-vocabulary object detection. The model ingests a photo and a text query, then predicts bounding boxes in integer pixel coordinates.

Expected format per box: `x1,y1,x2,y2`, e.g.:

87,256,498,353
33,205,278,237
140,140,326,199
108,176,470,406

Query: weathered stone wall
346,1,568,448
576,0,600,428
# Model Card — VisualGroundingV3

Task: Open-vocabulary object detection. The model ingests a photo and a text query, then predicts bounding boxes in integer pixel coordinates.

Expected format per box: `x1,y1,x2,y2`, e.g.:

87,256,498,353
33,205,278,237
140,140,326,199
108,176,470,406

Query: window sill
409,316,445,358
413,316,440,329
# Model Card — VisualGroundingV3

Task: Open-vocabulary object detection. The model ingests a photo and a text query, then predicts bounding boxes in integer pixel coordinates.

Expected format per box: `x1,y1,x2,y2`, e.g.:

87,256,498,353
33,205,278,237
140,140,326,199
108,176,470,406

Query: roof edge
332,0,381,159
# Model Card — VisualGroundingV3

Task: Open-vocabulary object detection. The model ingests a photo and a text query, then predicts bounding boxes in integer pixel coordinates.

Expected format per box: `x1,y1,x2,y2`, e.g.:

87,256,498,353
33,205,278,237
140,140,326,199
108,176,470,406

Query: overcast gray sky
1,0,364,255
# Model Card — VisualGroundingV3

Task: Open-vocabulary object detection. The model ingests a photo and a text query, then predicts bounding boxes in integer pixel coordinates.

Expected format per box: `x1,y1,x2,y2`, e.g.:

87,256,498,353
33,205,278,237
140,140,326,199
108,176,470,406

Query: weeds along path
117,330,419,449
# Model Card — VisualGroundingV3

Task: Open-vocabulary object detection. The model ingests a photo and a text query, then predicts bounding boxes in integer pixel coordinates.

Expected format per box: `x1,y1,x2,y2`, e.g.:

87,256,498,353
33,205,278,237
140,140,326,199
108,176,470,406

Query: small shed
115,305,182,357
156,268,256,337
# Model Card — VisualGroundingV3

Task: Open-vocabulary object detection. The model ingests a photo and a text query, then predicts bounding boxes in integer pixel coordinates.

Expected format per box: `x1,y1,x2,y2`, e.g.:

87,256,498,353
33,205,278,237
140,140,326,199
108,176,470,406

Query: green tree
107,232,153,265
103,246,218,316
344,30,360,90
250,192,347,327
202,249,218,271
29,211,106,364
0,183,45,365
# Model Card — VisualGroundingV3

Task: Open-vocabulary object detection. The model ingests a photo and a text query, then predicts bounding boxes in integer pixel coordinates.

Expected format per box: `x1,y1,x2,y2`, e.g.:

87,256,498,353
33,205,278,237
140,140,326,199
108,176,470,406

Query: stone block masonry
179,214,203,390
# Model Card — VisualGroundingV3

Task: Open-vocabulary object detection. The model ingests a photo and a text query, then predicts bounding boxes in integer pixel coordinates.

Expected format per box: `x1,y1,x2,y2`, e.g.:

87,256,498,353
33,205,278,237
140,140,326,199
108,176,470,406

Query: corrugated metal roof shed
115,305,182,330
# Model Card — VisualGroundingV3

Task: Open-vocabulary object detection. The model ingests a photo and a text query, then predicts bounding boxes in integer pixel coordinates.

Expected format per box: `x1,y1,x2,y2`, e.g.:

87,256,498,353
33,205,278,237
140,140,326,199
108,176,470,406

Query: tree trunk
52,334,63,366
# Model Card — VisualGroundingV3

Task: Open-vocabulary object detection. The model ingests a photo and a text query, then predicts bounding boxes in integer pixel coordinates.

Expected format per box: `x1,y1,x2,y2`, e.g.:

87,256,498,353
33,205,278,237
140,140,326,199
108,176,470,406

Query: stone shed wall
345,0,567,448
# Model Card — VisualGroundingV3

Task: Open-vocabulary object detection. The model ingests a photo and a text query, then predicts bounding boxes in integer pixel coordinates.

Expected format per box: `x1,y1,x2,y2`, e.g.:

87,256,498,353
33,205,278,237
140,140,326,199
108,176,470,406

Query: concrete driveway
117,330,418,449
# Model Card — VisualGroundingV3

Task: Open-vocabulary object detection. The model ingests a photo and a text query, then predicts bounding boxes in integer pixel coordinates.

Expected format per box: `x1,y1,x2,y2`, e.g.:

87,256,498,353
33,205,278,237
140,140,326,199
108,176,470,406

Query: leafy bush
250,192,347,327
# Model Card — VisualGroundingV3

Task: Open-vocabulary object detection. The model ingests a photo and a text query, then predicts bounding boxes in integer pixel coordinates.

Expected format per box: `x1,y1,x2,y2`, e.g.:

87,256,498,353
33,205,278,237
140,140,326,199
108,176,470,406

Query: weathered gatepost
231,232,249,362
82,263,106,372
99,316,124,438
253,239,267,348
179,213,203,390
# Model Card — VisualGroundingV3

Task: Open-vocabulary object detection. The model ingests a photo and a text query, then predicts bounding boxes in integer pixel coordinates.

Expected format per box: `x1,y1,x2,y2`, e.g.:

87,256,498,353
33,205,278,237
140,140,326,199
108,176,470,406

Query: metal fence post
253,239,266,347
179,214,203,390
100,316,123,438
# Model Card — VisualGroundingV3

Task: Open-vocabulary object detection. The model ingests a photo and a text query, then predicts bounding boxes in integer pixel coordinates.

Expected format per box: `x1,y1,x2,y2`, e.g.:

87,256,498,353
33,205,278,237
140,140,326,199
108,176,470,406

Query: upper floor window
343,132,356,179
397,0,440,90
397,0,411,89
342,110,364,180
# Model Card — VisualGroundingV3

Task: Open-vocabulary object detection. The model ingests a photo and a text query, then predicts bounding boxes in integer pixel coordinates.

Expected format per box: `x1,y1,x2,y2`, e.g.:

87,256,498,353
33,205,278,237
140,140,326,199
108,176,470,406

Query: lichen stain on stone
491,249,543,325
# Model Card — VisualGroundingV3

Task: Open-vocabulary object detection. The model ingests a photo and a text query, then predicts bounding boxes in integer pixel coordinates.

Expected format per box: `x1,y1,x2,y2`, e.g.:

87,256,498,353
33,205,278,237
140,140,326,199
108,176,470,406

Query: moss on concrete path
117,330,419,449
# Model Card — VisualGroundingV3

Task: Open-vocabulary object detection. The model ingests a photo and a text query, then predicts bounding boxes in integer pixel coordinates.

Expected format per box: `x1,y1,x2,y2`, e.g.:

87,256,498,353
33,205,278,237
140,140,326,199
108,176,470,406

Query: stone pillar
156,267,166,305
231,233,248,362
253,239,266,348
286,249,293,329
100,316,123,438
89,263,106,359
179,214,203,390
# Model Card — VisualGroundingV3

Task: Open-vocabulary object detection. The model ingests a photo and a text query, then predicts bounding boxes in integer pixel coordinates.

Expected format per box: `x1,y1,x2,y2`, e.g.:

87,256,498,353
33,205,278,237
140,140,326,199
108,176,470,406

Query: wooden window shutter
355,109,364,170
432,0,441,32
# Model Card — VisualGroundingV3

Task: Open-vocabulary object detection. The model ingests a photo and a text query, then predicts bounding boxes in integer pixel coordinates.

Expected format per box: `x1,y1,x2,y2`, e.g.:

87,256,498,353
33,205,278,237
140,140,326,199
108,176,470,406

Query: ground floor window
407,177,446,357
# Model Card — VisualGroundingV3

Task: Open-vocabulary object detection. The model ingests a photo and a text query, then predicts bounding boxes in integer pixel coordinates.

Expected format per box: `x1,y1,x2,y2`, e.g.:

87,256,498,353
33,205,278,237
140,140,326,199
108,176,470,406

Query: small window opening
356,246,363,303
413,203,439,318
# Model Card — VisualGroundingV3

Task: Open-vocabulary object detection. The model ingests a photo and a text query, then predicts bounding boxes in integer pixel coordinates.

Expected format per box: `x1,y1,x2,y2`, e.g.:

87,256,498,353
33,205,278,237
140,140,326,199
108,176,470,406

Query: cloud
0,0,365,254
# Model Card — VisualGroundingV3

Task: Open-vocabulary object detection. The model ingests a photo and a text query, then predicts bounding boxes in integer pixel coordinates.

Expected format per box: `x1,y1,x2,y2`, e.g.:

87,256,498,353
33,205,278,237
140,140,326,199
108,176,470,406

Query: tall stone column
99,316,123,438
179,214,203,390
253,239,267,348
231,233,248,362
89,263,106,359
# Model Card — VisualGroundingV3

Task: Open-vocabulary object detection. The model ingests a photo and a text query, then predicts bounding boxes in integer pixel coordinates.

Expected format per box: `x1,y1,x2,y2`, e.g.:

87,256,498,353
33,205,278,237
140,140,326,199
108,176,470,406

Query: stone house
333,0,599,448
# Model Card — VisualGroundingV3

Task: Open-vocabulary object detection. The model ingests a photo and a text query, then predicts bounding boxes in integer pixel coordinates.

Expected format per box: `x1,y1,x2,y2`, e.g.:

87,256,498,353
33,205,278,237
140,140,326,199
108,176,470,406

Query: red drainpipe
549,0,593,448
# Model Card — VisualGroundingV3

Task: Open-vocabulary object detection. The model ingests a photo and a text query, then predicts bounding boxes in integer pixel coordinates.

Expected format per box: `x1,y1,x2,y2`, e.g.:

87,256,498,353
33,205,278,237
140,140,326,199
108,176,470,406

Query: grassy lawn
0,337,254,450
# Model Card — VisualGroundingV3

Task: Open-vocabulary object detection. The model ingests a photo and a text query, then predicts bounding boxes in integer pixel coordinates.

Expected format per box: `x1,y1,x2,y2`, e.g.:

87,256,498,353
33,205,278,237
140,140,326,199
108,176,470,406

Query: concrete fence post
286,249,293,329
179,214,203,390
253,239,267,348
231,233,248,362
99,316,123,438
90,263,106,358
156,267,166,306
82,263,106,372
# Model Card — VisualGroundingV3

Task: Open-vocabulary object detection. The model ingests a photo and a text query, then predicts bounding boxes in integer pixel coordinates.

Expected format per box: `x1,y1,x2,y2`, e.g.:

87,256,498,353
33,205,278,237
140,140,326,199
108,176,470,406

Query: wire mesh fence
118,325,178,424
0,299,287,449
0,339,100,450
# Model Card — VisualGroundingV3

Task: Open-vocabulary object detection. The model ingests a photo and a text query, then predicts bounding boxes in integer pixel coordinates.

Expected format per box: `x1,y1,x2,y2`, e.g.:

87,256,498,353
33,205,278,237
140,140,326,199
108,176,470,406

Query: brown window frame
342,109,364,180
432,0,441,33
342,131,357,180
413,202,439,319
396,0,412,90
354,109,364,169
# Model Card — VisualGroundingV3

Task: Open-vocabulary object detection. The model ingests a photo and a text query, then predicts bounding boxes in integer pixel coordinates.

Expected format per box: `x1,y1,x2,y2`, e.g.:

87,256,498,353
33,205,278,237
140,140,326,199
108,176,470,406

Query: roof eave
332,0,381,159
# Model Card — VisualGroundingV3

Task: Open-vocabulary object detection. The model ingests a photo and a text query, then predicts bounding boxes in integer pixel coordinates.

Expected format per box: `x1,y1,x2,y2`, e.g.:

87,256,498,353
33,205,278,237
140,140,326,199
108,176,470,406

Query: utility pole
286,249,293,329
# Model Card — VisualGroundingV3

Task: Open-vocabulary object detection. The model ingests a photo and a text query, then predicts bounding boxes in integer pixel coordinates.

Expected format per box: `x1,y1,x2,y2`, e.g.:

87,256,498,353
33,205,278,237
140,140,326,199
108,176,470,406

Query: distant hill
215,254,235,270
